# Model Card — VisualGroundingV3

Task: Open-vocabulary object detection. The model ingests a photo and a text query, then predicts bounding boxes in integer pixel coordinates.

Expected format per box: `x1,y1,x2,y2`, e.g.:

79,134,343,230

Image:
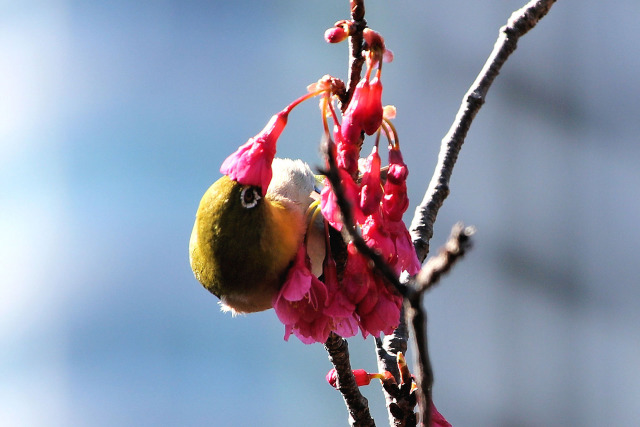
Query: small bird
189,158,320,314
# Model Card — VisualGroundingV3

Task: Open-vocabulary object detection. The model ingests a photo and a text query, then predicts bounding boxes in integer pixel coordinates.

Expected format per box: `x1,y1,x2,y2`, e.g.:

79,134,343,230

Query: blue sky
2,1,640,426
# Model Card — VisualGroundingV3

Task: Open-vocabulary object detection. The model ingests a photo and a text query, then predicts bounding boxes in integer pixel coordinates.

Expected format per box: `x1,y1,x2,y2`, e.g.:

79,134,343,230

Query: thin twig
415,223,474,293
375,313,408,382
407,223,474,426
409,0,557,262
325,333,376,427
374,312,410,427
342,0,367,109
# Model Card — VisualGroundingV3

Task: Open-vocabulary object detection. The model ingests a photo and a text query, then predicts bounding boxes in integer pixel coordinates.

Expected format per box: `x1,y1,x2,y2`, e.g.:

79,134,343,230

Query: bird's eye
240,186,262,209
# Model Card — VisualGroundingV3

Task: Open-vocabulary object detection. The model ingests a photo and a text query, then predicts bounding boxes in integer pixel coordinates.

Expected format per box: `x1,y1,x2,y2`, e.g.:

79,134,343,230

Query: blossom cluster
219,28,420,344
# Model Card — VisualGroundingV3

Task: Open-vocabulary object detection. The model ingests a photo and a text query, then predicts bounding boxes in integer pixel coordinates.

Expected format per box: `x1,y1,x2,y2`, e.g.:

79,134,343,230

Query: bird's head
189,159,316,313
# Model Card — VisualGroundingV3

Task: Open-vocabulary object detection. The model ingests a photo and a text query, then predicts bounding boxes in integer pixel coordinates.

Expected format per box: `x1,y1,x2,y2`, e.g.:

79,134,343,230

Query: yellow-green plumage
189,159,316,313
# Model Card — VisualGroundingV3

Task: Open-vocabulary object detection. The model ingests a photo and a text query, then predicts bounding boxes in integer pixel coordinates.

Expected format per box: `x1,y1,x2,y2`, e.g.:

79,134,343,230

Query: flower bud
326,368,376,388
324,27,348,43
324,20,351,44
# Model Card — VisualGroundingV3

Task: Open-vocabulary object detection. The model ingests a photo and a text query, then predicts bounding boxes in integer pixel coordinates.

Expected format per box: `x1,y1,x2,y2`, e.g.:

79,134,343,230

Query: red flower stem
284,89,326,114
374,129,381,149
364,64,373,81
326,98,341,129
382,118,399,149
321,97,331,135
380,122,393,148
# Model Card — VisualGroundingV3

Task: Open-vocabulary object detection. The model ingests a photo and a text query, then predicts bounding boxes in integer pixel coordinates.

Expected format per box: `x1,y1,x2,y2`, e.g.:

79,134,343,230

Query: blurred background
2,0,639,426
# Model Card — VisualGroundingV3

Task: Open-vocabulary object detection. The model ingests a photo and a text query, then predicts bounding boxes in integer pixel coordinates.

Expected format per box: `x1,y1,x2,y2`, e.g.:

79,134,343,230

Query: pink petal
220,111,288,192
362,76,383,135
430,401,452,427
320,171,365,231
273,290,302,325
320,182,343,231
280,246,313,301
362,213,396,264
388,221,421,275
358,278,402,337
335,126,360,175
359,146,383,216
342,245,374,305
331,314,359,338
340,78,370,145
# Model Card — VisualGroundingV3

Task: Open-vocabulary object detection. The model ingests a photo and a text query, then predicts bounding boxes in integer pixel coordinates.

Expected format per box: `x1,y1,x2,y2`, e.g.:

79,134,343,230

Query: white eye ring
240,186,261,209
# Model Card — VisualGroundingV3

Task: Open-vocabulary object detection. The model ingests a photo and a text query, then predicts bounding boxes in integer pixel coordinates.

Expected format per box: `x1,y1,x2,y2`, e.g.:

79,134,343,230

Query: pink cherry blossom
326,368,373,388
387,220,421,275
334,125,360,176
359,146,383,216
341,78,370,145
382,148,410,221
220,110,288,193
322,249,359,338
324,26,348,43
320,171,364,231
358,276,402,337
341,244,403,338
341,243,373,305
387,148,409,183
361,213,396,265
273,246,332,344
362,28,393,70
362,75,383,135
431,401,453,427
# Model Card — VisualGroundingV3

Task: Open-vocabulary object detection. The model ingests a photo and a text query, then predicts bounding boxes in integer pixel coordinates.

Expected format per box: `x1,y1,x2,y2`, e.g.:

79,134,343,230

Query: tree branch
406,223,474,426
409,0,557,262
325,333,377,427
375,312,410,427
342,0,367,109
404,2,557,425
414,223,475,294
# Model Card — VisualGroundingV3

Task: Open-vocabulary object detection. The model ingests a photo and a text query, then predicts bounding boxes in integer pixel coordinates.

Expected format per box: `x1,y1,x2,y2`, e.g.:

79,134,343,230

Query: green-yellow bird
189,158,324,314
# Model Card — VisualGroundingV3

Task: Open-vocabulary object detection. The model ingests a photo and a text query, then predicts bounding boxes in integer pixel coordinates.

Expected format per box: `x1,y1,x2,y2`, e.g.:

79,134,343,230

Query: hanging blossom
220,110,288,194
273,227,359,343
381,147,421,275
359,145,384,216
220,88,327,194
320,167,365,231
334,28,391,176
313,29,419,339
272,245,332,344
